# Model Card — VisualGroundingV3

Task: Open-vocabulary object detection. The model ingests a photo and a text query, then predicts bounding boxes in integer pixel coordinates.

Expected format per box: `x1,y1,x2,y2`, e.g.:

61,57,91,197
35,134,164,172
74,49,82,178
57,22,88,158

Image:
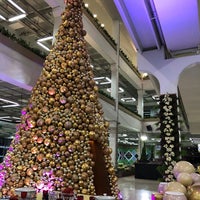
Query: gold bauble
37,153,44,162
17,165,23,171
81,189,88,194
50,161,55,167
81,163,89,171
32,165,38,171
61,162,67,168
44,138,51,146
68,144,76,152
56,170,63,177
24,177,31,186
188,184,200,200
45,118,52,125
31,147,38,154
108,167,115,175
72,174,79,182
26,168,33,176
89,131,95,139
48,87,56,95
37,137,44,144
81,172,88,180
46,153,53,160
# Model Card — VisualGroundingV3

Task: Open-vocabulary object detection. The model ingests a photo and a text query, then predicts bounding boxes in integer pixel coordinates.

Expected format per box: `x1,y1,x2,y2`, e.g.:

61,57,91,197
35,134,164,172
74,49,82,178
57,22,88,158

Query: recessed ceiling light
0,98,19,107
37,41,51,51
101,24,105,27
37,36,53,42
0,15,6,20
37,36,53,51
8,14,26,22
7,0,26,13
141,72,148,78
121,97,136,102
94,77,111,85
141,135,147,141
107,87,124,93
84,3,89,8
93,14,97,18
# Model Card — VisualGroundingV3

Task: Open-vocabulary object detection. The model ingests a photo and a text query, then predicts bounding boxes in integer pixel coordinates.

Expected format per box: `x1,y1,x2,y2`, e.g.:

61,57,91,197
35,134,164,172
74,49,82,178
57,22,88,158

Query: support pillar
159,93,180,182
137,89,144,118
109,125,118,166
109,20,120,168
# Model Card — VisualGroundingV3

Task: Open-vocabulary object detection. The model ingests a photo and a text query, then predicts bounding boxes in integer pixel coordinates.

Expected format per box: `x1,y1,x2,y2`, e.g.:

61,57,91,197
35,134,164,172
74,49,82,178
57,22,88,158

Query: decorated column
0,0,119,199
159,93,180,182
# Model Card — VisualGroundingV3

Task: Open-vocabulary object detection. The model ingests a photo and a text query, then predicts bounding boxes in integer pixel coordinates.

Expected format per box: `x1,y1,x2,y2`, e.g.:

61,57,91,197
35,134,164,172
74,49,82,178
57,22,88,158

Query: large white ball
177,172,193,186
173,161,195,178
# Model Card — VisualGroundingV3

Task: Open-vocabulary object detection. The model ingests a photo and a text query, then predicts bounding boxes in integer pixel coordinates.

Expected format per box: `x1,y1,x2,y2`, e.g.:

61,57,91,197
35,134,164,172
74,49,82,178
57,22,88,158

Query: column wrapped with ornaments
0,0,119,199
159,93,180,182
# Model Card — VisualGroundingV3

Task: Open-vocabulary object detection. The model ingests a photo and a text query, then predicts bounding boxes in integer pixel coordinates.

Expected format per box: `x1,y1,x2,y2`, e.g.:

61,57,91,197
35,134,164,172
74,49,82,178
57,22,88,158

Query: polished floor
117,176,159,200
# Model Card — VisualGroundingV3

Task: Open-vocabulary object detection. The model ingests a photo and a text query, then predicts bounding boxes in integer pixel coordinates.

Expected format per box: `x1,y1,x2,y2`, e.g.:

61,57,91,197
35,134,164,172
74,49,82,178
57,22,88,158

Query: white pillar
109,20,120,167
112,20,120,42
109,125,117,166
137,89,144,117
111,63,118,100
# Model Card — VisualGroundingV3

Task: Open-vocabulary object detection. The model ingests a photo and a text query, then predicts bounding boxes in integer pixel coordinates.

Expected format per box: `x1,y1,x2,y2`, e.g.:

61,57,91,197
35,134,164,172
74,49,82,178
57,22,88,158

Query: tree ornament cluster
0,0,119,199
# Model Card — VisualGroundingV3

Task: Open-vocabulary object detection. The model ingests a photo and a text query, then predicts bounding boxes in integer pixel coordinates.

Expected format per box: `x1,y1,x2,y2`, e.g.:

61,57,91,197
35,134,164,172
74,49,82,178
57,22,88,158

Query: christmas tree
0,0,119,198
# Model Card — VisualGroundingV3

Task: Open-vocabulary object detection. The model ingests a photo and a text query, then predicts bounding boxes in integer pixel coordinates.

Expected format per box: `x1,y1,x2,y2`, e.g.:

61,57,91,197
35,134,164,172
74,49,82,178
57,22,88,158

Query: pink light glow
0,170,6,188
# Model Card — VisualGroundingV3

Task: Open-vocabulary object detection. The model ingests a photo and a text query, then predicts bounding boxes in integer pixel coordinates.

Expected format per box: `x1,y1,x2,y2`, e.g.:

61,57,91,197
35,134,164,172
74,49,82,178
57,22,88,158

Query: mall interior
0,0,200,200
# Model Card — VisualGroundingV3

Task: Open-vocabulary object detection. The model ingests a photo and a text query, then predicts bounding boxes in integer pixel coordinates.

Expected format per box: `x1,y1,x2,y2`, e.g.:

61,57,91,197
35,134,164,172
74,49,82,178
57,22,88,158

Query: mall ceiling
0,0,199,143
114,0,200,135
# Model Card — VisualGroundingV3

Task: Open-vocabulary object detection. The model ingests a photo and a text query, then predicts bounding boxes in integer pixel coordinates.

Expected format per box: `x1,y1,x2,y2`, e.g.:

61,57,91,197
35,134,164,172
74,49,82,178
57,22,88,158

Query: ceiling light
94,77,105,80
93,14,97,18
100,77,111,85
121,97,136,103
152,95,160,101
101,24,105,27
7,0,26,13
37,36,53,51
94,77,111,85
0,15,6,20
90,64,94,68
8,14,26,22
0,116,20,122
141,135,147,141
37,36,53,42
0,98,19,107
37,41,51,51
84,3,89,8
107,87,124,93
141,72,148,78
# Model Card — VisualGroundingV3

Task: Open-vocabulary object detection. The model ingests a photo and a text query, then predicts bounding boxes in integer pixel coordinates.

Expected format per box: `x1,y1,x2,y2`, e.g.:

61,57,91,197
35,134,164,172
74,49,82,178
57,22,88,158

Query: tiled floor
118,176,159,200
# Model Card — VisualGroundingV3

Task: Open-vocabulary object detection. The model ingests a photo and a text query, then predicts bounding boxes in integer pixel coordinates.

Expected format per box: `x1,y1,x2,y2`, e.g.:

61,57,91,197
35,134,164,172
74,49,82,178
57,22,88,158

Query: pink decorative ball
191,173,200,183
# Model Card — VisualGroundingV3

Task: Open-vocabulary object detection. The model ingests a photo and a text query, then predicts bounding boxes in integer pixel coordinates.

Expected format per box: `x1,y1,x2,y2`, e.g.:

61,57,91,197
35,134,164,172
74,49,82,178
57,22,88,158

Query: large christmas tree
0,0,119,198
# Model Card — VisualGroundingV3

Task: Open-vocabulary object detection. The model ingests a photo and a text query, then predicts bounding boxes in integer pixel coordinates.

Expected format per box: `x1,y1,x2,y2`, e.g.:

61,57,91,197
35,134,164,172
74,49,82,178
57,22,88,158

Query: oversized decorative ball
177,172,193,186
191,173,200,183
188,183,200,200
173,161,195,178
165,181,187,194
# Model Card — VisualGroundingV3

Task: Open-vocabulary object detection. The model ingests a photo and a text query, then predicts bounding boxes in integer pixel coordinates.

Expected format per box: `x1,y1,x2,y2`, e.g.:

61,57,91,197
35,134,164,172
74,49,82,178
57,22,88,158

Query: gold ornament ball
165,181,187,194
177,172,193,187
188,184,200,200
